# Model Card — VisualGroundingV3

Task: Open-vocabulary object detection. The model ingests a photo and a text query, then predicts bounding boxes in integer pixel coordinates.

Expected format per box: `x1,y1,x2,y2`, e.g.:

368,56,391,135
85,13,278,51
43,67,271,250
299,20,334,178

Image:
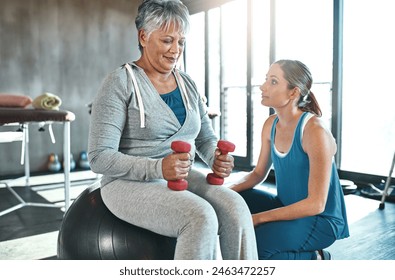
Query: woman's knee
223,192,253,225
187,205,219,236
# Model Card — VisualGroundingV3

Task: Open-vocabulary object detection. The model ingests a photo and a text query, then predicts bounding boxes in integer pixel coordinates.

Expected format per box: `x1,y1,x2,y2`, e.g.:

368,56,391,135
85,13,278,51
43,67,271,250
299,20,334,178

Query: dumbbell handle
167,141,191,191
206,140,235,185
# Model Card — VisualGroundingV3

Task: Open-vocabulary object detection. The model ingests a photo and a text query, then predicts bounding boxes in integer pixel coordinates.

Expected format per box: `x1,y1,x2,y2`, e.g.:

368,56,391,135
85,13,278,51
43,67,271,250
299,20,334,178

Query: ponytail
298,91,322,117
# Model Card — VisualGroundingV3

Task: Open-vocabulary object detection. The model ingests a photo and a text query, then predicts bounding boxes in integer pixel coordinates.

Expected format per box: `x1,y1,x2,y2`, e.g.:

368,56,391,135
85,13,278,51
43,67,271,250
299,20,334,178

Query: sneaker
317,249,332,260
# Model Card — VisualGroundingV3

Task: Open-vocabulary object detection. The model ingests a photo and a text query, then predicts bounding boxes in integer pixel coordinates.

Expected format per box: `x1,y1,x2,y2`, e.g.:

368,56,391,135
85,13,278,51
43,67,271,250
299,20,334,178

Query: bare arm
252,116,336,226
230,115,275,193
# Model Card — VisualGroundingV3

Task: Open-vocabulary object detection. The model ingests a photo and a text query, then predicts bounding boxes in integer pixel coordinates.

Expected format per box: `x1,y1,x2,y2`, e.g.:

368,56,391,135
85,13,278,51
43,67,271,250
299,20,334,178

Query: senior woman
88,0,258,260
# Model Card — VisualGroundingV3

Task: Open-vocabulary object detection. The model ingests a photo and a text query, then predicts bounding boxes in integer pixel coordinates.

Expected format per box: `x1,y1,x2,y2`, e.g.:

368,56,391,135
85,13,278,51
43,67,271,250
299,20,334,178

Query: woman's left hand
212,149,234,178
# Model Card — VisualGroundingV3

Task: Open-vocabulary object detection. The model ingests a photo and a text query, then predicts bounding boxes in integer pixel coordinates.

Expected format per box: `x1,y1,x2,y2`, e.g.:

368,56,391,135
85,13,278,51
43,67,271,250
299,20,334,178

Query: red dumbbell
167,140,191,191
206,140,236,185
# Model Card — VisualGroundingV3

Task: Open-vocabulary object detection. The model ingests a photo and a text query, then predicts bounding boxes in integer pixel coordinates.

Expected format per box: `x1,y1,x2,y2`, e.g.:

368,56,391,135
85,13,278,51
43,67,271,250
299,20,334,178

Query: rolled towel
32,92,62,110
0,94,33,108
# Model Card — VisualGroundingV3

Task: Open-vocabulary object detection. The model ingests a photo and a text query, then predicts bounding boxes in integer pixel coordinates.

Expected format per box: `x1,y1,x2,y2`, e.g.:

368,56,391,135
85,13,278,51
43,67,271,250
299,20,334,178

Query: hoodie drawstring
124,63,146,128
124,63,192,128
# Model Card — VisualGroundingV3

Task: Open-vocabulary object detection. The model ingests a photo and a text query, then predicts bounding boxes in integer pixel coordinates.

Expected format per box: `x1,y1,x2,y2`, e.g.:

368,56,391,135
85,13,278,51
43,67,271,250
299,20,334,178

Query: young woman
231,60,349,260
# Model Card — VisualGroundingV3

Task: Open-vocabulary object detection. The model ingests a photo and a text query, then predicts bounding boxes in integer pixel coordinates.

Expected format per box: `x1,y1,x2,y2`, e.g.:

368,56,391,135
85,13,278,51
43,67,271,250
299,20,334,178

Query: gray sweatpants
101,168,258,260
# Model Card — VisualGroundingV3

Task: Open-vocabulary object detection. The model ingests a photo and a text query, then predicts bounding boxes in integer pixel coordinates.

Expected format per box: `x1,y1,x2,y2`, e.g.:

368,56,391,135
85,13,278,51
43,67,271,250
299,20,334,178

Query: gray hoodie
88,62,218,186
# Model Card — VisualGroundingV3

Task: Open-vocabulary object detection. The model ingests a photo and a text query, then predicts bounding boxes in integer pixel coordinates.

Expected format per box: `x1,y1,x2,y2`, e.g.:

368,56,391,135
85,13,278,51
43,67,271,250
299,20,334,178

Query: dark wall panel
0,0,141,176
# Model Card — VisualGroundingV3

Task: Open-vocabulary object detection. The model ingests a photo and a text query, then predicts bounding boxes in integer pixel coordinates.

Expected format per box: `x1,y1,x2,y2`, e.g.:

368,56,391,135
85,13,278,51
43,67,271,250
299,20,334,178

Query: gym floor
0,165,394,260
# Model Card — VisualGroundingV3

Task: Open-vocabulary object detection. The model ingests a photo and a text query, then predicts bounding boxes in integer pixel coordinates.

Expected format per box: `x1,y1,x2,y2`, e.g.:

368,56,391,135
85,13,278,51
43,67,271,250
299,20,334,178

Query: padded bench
0,108,75,216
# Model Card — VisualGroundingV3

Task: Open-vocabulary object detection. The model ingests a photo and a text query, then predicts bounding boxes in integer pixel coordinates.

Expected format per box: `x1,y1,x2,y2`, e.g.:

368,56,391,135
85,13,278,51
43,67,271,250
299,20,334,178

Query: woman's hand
212,149,234,178
162,152,191,181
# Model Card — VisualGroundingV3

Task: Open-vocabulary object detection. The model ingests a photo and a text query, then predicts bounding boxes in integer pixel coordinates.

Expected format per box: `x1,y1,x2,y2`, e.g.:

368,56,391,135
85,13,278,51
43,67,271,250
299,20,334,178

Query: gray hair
135,0,190,51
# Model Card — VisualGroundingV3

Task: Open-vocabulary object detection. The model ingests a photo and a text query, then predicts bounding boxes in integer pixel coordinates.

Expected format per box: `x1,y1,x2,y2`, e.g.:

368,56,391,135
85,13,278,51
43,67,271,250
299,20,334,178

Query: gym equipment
167,140,191,191
359,151,395,209
206,140,236,185
340,179,358,195
0,107,75,216
77,151,90,170
47,153,61,172
57,181,177,260
379,151,395,209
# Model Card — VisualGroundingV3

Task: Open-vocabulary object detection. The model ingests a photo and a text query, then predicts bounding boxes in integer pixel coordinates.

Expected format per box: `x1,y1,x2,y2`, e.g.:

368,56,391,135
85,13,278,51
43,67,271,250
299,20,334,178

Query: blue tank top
271,112,349,239
160,86,186,125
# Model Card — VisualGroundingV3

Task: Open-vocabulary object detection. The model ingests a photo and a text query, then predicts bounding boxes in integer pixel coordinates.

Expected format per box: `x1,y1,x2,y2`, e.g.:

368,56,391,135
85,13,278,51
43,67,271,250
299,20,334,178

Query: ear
138,29,148,48
289,87,301,100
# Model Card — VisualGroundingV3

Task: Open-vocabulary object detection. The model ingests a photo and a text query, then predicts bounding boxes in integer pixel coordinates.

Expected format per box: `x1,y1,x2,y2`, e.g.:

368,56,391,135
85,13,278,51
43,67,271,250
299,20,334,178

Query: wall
0,0,141,176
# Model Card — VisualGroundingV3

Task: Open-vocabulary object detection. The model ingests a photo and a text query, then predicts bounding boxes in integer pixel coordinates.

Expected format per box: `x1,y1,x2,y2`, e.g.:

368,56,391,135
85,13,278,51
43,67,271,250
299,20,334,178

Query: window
251,0,271,164
221,0,248,158
185,12,205,98
207,8,221,138
275,0,333,131
185,0,393,180
187,0,334,169
342,0,395,177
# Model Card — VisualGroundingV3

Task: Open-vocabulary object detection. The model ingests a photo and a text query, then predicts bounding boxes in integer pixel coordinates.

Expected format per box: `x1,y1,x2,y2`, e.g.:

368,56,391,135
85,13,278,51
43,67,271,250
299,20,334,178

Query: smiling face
260,63,298,110
138,22,185,74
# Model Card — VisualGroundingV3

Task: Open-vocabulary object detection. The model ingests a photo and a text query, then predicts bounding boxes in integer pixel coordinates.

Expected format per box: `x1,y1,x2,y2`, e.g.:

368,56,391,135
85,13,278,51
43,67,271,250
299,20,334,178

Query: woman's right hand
162,152,191,181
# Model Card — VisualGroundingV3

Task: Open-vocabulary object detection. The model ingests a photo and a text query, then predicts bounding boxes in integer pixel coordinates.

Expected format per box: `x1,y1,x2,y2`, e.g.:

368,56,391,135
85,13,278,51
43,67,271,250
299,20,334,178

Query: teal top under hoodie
271,112,350,240
88,62,218,187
